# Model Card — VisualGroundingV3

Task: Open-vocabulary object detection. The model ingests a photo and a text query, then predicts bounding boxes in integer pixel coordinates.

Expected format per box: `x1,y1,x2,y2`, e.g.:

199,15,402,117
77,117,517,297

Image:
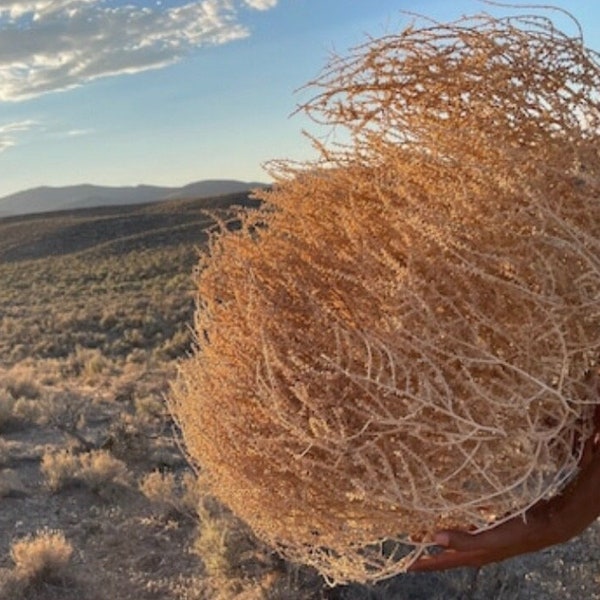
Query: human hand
409,401,600,572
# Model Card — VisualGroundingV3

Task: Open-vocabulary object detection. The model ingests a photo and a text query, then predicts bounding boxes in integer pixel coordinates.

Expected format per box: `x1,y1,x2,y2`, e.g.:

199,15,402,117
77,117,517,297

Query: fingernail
434,532,450,546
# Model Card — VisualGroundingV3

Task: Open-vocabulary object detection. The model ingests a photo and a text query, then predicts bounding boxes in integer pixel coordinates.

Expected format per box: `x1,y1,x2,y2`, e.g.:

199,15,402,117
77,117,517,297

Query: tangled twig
171,8,600,584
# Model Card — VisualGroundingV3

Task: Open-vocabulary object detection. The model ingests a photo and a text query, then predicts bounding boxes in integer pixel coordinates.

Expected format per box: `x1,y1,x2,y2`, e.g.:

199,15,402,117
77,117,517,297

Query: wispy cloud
243,0,277,10
0,119,37,134
0,0,278,101
64,128,94,137
0,119,38,151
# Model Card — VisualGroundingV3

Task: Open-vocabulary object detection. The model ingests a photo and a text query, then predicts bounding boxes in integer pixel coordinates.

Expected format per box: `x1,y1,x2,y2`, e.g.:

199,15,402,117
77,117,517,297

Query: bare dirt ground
0,370,203,600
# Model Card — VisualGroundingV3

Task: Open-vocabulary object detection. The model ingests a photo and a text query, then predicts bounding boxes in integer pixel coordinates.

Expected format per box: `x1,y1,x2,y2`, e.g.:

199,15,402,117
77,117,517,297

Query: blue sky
0,0,598,198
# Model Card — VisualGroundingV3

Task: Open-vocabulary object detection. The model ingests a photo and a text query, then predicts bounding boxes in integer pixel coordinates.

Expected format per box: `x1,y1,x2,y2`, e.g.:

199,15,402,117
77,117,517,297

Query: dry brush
172,9,600,584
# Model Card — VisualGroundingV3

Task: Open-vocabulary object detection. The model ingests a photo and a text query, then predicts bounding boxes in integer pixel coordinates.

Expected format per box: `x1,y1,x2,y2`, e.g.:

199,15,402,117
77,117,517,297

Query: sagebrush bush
40,449,81,492
172,9,600,584
41,448,129,492
11,398,41,425
10,529,73,584
4,373,40,401
77,449,130,491
193,502,274,599
140,470,199,518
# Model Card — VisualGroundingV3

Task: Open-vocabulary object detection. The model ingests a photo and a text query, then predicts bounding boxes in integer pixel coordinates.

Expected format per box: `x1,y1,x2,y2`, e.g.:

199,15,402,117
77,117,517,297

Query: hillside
0,191,260,264
0,191,260,366
0,179,266,217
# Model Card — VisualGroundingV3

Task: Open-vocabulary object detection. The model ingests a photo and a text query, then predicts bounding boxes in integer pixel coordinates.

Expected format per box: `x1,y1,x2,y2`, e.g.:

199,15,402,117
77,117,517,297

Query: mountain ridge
0,179,267,216
0,191,262,263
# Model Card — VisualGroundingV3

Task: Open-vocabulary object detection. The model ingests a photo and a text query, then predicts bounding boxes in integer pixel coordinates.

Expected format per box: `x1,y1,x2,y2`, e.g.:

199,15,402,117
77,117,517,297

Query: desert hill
0,179,266,217
0,190,261,366
0,191,261,263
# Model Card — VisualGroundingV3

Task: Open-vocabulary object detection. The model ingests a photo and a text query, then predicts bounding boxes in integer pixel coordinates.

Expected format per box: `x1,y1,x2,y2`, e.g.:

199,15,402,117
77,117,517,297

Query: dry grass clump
41,448,130,493
140,470,199,518
77,449,131,491
40,449,80,492
172,9,600,584
192,498,282,600
4,369,41,401
10,529,73,584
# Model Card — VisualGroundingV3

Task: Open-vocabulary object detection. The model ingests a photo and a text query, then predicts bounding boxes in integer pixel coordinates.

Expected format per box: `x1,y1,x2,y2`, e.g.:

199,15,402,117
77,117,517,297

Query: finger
408,549,488,572
432,517,533,553
433,529,502,552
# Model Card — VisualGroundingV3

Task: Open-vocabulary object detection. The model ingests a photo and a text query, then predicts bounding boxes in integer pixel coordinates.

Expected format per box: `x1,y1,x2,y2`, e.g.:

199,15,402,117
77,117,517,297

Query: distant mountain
0,192,262,264
0,179,267,216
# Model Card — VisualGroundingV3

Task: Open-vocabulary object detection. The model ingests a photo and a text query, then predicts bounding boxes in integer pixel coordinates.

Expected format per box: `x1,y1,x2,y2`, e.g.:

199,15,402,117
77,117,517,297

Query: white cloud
0,1,96,19
0,119,37,133
0,119,37,151
0,1,277,101
65,128,94,136
244,0,277,10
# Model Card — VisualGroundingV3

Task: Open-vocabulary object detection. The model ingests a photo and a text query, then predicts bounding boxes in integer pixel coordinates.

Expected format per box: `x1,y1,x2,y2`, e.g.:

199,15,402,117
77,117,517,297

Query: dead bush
10,529,73,584
77,449,130,492
41,448,129,493
172,8,600,584
139,469,199,518
40,449,80,492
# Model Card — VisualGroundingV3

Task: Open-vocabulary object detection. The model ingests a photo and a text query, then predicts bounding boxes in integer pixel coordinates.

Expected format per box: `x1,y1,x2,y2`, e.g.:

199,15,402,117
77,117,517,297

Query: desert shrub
103,412,152,461
99,309,118,330
140,469,199,518
157,328,192,360
61,346,109,381
134,394,166,421
35,391,87,428
194,513,232,592
34,391,97,451
113,379,136,403
140,470,177,505
76,450,130,491
4,373,40,401
80,348,110,381
41,448,129,492
0,387,38,432
171,8,600,585
10,529,73,584
125,347,149,365
8,344,28,364
180,471,201,515
193,504,272,599
11,398,42,424
40,449,81,492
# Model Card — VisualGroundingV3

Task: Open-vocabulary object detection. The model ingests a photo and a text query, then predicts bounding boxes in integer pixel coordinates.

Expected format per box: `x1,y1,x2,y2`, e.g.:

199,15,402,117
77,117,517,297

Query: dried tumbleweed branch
171,8,600,585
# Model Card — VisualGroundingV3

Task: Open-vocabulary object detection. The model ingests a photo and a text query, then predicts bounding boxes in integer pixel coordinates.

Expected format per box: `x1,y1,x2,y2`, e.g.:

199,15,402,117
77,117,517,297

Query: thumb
433,530,481,551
